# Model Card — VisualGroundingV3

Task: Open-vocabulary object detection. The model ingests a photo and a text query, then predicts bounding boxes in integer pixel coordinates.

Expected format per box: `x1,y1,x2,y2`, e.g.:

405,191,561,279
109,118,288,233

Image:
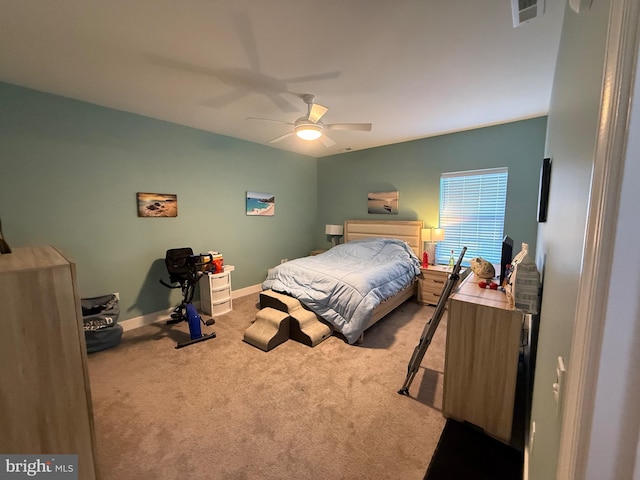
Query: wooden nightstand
310,249,327,256
417,265,451,306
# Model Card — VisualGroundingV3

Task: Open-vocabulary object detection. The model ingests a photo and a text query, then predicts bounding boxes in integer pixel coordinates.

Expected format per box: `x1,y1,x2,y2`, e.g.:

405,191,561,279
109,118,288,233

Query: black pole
398,247,467,396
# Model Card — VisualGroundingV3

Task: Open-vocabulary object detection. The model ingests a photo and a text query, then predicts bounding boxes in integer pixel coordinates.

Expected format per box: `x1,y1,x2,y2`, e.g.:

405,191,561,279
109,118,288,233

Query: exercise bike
160,248,216,349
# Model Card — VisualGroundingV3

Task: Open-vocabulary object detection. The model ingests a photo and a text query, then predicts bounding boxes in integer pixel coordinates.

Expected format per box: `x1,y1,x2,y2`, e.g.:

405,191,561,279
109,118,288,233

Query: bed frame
344,219,423,257
343,220,423,340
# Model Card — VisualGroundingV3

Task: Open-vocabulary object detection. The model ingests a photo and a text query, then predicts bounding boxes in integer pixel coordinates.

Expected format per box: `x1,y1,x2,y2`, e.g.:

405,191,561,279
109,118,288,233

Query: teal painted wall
0,82,547,322
317,117,548,261
529,1,612,478
0,82,317,319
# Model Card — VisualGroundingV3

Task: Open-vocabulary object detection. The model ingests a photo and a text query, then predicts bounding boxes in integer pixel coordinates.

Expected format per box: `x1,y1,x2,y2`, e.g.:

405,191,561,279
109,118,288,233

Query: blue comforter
262,238,421,344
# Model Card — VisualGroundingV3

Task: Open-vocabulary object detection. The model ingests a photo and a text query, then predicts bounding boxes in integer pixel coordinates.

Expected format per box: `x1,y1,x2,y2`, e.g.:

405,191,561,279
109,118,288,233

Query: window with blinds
437,167,508,266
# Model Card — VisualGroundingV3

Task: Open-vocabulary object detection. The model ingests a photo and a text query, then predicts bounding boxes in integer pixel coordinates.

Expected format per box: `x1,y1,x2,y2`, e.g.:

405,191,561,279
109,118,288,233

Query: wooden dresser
443,272,529,444
0,246,98,479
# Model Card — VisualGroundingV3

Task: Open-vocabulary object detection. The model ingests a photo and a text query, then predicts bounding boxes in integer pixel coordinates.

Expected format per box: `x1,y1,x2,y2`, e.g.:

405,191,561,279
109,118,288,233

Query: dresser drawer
211,299,232,316
417,288,443,306
211,287,230,303
422,271,447,287
210,273,230,289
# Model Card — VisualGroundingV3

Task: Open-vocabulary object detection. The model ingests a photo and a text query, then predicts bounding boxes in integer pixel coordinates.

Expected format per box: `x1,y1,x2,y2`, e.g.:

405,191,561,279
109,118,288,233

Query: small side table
310,249,327,256
200,265,235,316
417,265,451,306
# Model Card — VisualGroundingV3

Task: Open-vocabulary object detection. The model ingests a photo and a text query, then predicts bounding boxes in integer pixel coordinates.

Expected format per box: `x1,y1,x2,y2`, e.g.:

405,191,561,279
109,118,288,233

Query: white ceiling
0,0,565,158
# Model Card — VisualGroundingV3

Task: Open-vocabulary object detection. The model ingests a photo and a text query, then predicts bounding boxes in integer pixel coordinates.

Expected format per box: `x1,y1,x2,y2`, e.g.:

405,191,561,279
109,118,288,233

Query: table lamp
421,227,445,266
325,224,344,247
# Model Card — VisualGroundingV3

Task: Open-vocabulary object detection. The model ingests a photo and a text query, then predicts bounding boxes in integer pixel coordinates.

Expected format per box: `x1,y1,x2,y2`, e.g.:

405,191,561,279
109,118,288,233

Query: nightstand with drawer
200,265,235,316
417,265,451,306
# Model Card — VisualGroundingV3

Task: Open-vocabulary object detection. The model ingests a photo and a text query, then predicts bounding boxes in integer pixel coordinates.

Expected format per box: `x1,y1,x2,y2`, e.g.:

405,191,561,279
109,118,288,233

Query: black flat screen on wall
500,235,514,286
538,158,551,223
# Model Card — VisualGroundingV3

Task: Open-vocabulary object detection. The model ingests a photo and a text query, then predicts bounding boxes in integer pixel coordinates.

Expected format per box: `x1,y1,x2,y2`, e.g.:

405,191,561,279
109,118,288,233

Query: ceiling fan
247,94,372,147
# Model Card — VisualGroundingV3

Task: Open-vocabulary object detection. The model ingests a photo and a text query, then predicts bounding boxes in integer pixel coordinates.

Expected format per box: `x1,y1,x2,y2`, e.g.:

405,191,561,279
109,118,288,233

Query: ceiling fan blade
308,103,329,123
264,92,299,113
326,123,372,132
246,117,294,126
320,135,336,147
202,88,249,108
284,71,342,83
269,132,295,144
232,12,261,73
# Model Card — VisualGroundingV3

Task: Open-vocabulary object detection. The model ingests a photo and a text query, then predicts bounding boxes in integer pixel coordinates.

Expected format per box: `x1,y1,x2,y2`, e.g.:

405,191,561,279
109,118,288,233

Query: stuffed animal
470,257,496,279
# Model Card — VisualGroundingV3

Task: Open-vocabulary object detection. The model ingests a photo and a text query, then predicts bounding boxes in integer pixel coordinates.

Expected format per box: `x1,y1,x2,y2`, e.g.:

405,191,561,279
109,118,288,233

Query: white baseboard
119,307,179,332
232,283,262,298
118,284,262,332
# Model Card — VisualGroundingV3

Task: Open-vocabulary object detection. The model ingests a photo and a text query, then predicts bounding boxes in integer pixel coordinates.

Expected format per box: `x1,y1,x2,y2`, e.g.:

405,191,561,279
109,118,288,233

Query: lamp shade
422,227,445,242
325,224,344,235
431,228,445,242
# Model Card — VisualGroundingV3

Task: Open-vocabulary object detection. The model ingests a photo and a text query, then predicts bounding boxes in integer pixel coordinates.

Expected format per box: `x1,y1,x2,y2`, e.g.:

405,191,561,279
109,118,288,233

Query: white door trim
557,0,640,478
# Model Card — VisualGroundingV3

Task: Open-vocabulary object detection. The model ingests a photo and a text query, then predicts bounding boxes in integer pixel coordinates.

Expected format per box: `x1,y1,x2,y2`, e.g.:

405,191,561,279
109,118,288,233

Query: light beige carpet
87,293,448,479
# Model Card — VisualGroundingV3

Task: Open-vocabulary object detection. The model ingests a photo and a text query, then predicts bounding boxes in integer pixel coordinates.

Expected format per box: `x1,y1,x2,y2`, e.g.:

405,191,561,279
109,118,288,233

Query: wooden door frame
557,0,640,478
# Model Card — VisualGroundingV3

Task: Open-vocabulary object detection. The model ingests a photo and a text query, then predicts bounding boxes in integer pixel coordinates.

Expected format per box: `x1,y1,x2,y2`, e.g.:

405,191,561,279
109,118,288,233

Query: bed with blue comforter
262,237,421,344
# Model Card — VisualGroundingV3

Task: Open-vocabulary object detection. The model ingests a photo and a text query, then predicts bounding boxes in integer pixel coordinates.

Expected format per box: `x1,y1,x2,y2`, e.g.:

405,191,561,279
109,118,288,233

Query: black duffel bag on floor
81,294,123,353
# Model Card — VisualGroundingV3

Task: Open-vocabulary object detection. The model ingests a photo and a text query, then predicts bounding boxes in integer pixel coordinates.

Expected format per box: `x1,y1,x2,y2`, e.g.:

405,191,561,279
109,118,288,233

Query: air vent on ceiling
511,0,545,27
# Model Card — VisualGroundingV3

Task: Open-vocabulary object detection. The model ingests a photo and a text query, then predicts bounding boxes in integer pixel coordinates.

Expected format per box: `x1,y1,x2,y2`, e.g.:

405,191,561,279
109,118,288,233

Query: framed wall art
137,192,177,217
367,191,399,214
246,191,275,216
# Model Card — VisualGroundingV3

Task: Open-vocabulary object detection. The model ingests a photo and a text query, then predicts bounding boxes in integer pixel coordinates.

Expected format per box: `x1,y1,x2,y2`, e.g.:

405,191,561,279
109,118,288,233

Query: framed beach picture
367,191,399,214
137,192,177,217
246,191,275,216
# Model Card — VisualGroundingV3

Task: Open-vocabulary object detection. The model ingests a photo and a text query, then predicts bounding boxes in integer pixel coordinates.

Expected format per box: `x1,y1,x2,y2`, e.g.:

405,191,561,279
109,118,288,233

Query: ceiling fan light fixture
295,123,322,141
250,94,371,146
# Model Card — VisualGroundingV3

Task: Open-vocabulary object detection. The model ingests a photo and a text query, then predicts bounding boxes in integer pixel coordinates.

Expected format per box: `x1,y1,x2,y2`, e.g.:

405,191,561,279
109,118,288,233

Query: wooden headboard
343,220,423,257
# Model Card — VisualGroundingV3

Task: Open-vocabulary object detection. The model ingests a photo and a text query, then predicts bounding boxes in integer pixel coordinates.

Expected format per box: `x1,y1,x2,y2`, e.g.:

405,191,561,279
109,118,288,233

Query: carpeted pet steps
259,289,301,313
289,307,332,347
243,307,290,351
243,290,333,351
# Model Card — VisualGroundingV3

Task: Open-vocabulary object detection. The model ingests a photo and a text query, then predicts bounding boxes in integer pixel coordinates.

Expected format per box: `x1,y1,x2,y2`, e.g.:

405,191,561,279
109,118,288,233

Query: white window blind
437,167,508,266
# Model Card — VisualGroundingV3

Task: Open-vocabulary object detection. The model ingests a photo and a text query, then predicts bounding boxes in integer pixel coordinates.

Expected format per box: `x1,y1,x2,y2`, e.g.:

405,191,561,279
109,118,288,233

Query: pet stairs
290,307,333,347
243,290,333,351
243,307,290,352
259,290,333,347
